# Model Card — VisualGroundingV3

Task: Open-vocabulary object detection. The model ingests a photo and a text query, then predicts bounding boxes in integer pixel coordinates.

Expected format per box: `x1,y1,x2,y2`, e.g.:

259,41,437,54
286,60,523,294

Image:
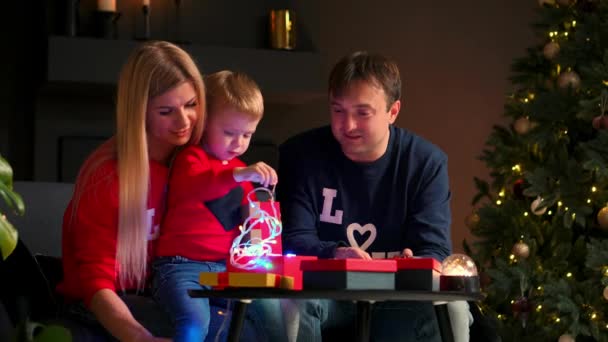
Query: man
278,51,470,341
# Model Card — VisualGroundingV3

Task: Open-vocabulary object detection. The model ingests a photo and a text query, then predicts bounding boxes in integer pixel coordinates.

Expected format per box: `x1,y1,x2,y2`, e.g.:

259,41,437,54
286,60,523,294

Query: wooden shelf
46,36,324,104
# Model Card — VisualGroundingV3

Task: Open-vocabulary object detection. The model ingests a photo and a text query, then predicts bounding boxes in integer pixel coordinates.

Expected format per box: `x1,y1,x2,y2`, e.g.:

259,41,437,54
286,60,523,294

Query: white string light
229,187,282,270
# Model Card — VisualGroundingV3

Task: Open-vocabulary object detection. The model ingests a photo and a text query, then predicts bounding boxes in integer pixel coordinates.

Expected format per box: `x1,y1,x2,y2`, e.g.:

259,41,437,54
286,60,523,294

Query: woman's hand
233,162,278,187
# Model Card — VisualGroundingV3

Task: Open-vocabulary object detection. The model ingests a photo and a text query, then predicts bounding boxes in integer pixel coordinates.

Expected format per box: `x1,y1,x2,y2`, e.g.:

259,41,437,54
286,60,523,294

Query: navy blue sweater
278,125,452,261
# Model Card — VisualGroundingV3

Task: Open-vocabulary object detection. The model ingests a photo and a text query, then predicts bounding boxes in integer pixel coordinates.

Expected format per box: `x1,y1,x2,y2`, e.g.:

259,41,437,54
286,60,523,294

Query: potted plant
0,154,24,260
0,155,71,341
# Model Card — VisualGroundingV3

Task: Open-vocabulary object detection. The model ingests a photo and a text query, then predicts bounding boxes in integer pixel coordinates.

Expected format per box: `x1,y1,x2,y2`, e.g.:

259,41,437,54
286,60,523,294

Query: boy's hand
233,162,278,187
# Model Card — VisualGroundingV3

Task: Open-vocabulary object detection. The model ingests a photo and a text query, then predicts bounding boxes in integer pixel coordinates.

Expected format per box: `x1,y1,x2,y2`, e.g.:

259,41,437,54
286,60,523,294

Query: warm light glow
441,254,478,276
524,212,529,217
548,210,553,215
564,207,569,211
537,286,543,291
499,190,505,197
509,254,515,260
571,213,576,219
592,186,598,192
512,164,522,172
555,317,561,323
587,199,592,204
563,130,568,135
528,93,535,100
218,310,225,315
591,313,597,320
566,272,572,278
496,200,502,205
536,304,543,311
572,20,577,27
558,201,563,207
563,32,569,37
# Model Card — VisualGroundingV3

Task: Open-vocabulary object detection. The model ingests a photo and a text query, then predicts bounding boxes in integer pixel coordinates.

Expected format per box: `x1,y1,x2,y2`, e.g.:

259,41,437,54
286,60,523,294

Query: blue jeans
152,256,229,342
294,299,441,342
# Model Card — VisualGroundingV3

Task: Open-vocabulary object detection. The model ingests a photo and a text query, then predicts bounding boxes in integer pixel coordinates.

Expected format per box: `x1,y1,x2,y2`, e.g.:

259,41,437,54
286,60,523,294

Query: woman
57,41,205,341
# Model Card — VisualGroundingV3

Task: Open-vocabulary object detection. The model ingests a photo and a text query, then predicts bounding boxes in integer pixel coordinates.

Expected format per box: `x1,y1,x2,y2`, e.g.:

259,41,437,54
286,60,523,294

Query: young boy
152,70,278,342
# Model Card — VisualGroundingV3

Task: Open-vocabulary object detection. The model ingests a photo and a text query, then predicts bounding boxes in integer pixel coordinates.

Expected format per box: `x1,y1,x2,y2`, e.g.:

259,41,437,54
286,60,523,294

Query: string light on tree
538,0,556,6
464,211,480,229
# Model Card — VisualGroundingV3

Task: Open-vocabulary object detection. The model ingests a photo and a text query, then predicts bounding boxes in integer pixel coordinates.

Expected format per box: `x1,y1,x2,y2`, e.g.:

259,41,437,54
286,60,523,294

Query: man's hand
401,248,414,258
335,247,371,259
233,162,278,187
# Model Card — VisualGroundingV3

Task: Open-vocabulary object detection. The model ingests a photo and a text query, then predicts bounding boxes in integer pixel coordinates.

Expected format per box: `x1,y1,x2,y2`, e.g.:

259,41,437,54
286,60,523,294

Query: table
188,288,483,342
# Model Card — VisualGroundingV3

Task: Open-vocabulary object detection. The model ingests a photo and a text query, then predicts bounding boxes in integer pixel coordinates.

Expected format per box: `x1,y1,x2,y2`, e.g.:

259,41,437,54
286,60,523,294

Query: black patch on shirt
205,186,244,231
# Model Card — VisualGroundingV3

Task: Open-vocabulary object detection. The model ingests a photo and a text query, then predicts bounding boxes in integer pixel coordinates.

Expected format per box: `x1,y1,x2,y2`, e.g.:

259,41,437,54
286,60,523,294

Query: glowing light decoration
229,187,283,270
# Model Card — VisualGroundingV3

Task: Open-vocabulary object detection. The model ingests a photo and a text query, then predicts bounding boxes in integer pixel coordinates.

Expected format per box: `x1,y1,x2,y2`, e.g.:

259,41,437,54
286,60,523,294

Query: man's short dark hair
328,51,402,110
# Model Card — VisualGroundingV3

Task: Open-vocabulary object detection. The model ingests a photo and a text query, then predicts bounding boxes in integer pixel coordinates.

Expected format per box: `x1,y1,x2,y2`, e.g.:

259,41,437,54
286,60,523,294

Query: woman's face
146,81,200,162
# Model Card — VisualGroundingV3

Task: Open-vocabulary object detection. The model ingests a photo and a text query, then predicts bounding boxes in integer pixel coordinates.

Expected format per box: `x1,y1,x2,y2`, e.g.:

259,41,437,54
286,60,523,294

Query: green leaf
0,182,24,216
0,214,18,261
0,155,14,189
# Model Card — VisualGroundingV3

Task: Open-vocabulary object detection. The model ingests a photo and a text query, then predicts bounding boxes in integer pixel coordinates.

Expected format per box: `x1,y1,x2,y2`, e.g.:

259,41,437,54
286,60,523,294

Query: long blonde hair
74,41,205,290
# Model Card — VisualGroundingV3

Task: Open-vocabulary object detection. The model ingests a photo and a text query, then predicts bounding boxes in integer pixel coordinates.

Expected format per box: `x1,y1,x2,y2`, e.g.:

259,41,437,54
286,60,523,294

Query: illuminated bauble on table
439,254,480,293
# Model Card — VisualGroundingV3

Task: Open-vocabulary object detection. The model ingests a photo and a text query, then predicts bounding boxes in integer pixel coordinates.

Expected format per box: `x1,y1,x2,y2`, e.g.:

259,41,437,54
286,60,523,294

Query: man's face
330,80,400,162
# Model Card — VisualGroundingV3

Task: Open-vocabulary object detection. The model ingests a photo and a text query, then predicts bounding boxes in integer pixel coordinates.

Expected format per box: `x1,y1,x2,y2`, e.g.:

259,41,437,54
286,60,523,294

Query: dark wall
312,1,539,251
2,1,538,251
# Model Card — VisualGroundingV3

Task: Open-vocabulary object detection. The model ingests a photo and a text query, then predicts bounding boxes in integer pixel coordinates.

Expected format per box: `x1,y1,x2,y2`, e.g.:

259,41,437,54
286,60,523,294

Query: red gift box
394,257,442,291
300,258,397,272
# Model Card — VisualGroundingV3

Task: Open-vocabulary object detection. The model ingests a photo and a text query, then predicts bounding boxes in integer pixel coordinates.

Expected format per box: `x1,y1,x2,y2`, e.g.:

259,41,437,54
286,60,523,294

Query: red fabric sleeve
170,146,238,202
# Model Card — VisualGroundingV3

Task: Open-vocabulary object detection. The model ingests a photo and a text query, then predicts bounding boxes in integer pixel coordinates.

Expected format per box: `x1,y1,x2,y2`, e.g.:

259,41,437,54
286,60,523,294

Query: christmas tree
465,1,608,341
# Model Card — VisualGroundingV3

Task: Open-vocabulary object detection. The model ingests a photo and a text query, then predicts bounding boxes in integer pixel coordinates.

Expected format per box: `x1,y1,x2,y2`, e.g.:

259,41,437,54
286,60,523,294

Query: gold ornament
512,241,530,259
558,70,581,89
464,212,480,229
531,197,547,215
558,334,575,342
538,0,556,5
543,41,560,60
604,286,608,300
514,117,531,135
597,206,608,230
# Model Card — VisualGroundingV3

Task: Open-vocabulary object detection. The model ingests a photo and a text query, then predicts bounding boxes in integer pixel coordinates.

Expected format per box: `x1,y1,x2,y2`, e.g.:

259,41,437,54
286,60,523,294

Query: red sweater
57,158,168,306
156,145,254,261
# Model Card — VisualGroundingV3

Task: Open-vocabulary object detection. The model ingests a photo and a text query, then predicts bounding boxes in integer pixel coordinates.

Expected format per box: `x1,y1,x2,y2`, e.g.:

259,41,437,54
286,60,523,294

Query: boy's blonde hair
205,70,264,120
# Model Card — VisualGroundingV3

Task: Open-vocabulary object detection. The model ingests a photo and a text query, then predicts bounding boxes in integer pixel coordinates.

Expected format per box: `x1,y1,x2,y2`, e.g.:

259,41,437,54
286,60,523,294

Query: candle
143,0,150,6
97,0,116,12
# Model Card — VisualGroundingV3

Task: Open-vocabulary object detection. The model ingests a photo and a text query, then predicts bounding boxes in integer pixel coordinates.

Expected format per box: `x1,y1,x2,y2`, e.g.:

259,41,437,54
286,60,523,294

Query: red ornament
592,115,608,130
512,296,532,327
513,179,526,199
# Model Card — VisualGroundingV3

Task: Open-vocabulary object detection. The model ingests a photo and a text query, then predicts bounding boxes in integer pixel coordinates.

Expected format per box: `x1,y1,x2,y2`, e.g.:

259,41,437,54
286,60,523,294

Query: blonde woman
57,41,205,342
